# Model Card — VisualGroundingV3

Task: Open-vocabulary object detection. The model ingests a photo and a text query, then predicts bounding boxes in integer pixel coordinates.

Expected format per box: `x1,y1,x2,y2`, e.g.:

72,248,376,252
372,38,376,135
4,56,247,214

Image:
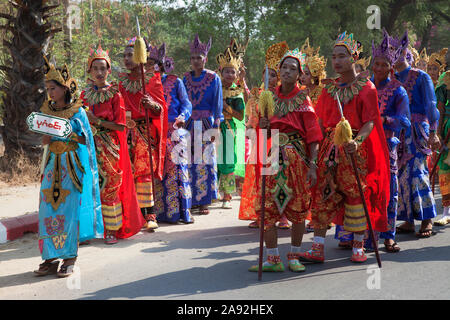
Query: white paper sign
26,112,72,138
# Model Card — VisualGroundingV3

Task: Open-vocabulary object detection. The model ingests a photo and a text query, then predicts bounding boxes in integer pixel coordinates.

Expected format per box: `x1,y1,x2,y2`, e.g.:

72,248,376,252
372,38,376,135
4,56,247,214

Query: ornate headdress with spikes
335,31,360,57
144,39,175,73
43,57,78,96
372,29,395,66
408,45,419,66
189,34,212,57
227,38,247,60
419,47,429,64
428,48,448,73
279,48,306,73
216,47,241,71
301,38,320,57
301,38,326,81
387,30,410,64
265,41,289,71
87,45,111,71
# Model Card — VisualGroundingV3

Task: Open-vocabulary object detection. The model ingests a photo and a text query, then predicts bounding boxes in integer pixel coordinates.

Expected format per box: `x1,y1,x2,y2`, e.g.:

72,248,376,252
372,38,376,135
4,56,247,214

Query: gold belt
277,132,303,147
49,141,78,154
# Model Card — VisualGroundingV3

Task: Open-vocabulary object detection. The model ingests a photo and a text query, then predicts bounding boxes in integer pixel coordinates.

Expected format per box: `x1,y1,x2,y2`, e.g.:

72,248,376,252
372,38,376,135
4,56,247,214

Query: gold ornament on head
409,46,419,66
43,56,78,96
356,56,371,70
428,48,448,73
216,47,241,71
227,38,247,60
419,48,429,64
301,38,327,82
265,41,289,72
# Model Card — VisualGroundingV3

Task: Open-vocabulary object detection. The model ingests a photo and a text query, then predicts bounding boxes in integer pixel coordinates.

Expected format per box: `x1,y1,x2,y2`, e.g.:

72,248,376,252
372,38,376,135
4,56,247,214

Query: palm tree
0,0,61,168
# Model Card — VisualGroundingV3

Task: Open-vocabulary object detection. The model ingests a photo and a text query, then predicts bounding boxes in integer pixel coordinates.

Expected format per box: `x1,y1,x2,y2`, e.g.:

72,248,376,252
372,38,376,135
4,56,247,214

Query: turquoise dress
38,104,103,260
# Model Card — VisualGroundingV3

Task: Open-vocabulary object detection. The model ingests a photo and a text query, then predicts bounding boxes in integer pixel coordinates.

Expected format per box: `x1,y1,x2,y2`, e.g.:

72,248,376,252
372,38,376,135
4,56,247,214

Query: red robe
315,76,390,232
119,71,168,180
80,84,145,239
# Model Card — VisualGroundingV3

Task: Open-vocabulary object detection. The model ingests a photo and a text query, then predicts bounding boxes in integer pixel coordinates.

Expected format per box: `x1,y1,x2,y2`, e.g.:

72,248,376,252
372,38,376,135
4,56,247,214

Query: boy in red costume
298,32,390,264
119,38,168,231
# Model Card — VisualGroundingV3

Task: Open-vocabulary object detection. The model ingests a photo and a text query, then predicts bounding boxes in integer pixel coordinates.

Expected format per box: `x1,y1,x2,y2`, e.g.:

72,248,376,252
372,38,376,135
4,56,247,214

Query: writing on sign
26,112,72,138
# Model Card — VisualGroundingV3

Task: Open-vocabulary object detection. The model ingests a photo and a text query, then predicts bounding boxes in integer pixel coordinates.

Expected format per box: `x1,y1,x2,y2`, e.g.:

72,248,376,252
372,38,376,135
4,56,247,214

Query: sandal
305,223,314,233
105,233,118,245
434,217,450,226
384,240,401,253
34,259,59,276
199,206,210,215
57,264,75,278
416,228,435,238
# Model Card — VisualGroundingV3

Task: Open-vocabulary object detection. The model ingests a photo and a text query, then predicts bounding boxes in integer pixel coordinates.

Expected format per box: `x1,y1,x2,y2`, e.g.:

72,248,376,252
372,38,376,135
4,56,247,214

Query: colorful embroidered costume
119,63,168,220
239,41,289,222
254,84,322,229
155,71,194,223
216,47,246,197
183,34,223,208
436,71,450,209
80,82,144,238
39,59,103,260
311,72,390,234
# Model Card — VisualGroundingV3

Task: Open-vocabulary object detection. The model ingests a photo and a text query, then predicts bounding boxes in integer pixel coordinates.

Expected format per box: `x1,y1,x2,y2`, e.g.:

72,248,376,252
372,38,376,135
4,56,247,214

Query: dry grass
0,150,40,187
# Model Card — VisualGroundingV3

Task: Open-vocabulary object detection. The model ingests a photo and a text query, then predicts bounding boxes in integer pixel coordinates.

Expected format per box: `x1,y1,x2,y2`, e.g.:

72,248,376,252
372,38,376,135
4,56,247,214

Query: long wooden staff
335,93,382,268
133,17,156,204
257,65,273,280
431,129,450,194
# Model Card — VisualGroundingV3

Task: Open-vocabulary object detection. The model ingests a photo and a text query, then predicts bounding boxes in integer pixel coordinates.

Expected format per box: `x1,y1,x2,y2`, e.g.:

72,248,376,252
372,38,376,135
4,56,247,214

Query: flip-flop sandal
416,229,435,238
384,241,401,253
248,221,259,228
199,209,210,215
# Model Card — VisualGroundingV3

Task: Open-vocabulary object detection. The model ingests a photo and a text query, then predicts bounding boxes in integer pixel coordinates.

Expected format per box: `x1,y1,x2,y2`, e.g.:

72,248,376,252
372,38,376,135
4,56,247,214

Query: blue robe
183,69,223,207
396,66,439,223
39,107,103,260
156,74,194,223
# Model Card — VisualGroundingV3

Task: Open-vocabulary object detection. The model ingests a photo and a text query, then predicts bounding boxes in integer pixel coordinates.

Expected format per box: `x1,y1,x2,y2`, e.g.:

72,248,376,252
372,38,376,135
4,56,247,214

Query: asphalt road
0,189,449,301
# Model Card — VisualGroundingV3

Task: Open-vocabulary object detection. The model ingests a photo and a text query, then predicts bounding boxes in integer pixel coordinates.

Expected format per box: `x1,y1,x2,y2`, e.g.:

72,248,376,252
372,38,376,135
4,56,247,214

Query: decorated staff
335,93,382,268
256,65,274,280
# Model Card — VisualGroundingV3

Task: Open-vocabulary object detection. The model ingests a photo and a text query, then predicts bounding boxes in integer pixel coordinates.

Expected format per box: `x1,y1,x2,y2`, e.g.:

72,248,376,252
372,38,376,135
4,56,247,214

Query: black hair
47,80,72,104
280,57,302,75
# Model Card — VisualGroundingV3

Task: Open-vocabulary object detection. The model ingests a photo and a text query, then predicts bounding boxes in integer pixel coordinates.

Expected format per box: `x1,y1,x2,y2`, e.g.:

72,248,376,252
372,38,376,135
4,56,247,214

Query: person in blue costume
146,42,194,224
389,30,441,238
34,58,103,278
183,34,223,215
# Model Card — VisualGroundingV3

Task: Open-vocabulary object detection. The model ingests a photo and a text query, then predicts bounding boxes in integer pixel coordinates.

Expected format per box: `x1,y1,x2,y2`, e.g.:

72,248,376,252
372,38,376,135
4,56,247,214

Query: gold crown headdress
216,47,241,71
301,38,327,81
227,38,247,60
356,56,371,70
43,56,78,96
265,41,289,71
87,44,111,71
428,48,448,72
409,46,419,66
419,48,429,64
301,38,320,57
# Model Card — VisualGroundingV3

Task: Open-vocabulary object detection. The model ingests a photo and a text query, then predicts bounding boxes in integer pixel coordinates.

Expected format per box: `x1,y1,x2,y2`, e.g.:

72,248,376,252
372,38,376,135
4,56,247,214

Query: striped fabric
344,203,367,232
102,203,123,231
135,182,154,208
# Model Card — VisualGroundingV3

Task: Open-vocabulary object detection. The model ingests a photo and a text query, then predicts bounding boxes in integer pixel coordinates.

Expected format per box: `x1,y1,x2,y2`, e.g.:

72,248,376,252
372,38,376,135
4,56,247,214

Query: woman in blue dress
34,59,103,278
